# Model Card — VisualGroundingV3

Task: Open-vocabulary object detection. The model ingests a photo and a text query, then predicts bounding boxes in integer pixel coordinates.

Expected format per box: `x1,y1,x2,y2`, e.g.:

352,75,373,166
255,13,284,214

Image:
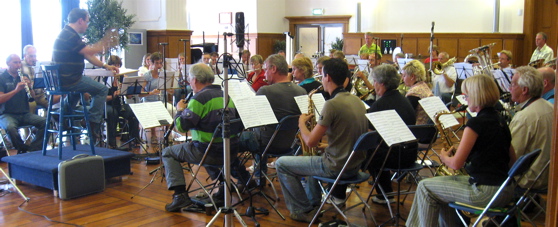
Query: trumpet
17,70,34,102
432,57,457,75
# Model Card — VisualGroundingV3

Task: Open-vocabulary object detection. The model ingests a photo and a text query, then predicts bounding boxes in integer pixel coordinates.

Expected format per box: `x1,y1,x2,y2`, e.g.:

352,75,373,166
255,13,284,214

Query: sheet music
397,58,413,70
454,95,477,117
365,110,416,147
454,63,475,79
418,96,460,129
491,69,514,92
233,95,278,128
357,59,369,71
227,80,255,99
116,68,139,76
294,93,326,117
84,69,114,77
362,100,370,109
122,76,146,94
129,102,174,129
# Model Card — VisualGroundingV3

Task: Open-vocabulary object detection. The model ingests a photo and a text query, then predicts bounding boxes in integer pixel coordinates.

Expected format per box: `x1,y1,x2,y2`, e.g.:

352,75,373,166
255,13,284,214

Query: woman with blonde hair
406,74,516,227
402,60,434,124
138,53,152,77
292,57,321,93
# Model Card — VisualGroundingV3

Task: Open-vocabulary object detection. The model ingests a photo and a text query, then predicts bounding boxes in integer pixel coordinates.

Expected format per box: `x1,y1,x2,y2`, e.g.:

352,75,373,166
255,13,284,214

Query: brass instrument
528,59,545,68
297,85,322,156
434,107,468,176
544,58,556,67
468,43,496,76
432,57,457,75
350,67,374,100
17,69,34,102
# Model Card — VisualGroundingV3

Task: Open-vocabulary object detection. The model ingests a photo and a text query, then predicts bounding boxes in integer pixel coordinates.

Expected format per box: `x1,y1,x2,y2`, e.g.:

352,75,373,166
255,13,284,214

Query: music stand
364,110,417,227
454,63,475,80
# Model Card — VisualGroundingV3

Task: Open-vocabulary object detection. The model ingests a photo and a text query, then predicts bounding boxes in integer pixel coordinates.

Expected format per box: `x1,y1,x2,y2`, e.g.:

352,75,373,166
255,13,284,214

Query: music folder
122,76,146,95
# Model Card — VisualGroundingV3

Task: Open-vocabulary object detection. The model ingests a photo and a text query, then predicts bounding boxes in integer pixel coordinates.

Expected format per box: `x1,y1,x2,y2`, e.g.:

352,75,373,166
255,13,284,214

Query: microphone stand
159,42,169,109
206,32,247,227
428,21,435,84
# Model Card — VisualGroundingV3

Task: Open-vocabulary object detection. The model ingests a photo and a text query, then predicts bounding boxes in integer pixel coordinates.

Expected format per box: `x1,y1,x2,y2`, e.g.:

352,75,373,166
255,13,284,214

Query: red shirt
247,69,268,92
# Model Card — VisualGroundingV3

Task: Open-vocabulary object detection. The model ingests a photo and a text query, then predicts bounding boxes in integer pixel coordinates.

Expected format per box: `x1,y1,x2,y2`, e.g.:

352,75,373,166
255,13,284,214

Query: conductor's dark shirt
52,25,87,86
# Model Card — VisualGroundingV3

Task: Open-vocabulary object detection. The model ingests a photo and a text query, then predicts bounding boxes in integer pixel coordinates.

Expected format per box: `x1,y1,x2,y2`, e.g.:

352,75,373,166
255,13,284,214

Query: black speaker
235,12,245,48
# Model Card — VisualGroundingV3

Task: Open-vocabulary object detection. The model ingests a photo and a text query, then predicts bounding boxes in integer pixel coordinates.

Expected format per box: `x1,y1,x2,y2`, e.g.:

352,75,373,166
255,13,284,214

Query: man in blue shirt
538,67,555,104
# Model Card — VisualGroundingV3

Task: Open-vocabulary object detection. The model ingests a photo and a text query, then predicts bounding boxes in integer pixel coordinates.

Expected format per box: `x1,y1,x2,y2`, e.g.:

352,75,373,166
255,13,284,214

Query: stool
41,65,95,160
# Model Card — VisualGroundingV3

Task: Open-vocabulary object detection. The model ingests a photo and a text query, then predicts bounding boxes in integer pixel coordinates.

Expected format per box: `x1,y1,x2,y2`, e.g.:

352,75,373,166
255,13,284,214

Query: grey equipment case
58,154,105,199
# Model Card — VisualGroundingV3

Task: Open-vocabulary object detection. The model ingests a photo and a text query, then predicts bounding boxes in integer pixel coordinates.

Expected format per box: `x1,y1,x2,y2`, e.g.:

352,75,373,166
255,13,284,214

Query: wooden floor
0,129,547,227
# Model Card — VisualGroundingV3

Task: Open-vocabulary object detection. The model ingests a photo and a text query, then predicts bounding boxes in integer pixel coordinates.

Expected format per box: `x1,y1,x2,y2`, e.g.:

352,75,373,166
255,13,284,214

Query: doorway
296,24,343,58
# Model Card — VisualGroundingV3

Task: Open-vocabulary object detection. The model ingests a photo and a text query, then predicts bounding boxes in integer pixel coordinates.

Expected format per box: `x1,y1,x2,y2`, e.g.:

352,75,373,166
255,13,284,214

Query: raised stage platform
1,145,134,191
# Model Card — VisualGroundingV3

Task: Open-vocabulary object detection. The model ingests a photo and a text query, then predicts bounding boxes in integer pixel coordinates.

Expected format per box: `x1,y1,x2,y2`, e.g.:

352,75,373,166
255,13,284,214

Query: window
31,0,62,62
0,1,22,68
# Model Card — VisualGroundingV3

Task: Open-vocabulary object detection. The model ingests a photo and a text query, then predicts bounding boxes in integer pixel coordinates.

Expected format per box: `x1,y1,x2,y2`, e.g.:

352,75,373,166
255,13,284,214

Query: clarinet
164,91,193,140
17,70,34,102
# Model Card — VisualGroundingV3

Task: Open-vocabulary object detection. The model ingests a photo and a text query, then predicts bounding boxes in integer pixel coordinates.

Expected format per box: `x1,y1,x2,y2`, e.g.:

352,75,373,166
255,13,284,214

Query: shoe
290,207,321,223
266,161,276,169
165,192,193,212
325,196,345,206
372,195,395,205
237,179,258,193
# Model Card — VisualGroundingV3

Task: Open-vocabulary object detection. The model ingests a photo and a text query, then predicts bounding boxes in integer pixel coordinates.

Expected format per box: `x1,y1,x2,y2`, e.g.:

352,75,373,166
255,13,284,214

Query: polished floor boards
0,132,546,226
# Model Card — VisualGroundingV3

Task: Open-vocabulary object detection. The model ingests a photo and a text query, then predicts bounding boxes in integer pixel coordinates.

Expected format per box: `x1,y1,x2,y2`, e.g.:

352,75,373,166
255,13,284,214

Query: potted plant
331,37,343,51
84,0,135,59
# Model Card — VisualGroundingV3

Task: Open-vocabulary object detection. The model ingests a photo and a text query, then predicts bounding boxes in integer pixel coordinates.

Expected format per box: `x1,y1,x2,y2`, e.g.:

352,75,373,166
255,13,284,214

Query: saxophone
297,85,322,156
434,108,468,176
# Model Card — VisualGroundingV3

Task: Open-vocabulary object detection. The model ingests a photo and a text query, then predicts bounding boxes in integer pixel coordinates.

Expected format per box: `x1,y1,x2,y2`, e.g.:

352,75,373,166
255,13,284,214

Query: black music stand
118,77,148,151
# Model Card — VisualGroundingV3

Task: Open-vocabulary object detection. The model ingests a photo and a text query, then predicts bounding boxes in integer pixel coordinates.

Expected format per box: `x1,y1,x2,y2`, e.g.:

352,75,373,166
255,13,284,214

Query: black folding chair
309,131,381,226
449,149,542,227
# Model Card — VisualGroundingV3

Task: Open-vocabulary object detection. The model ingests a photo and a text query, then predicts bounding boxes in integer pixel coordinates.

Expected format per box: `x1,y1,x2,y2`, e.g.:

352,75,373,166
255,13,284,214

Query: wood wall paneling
146,30,193,61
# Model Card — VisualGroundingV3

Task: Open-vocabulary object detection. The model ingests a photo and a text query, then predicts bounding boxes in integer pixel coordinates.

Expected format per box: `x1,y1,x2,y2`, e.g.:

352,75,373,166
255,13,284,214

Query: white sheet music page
228,80,255,100
365,110,416,147
418,96,460,129
234,95,278,128
294,95,309,114
129,102,173,129
455,95,477,117
311,93,326,117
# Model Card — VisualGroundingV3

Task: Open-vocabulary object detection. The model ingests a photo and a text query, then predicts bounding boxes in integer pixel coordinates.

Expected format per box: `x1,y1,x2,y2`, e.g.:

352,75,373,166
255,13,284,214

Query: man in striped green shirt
162,63,249,212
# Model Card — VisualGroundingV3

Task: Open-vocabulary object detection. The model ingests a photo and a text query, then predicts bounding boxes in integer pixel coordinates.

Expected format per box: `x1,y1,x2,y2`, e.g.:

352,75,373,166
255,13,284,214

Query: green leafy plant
331,37,343,51
273,40,286,54
84,0,135,58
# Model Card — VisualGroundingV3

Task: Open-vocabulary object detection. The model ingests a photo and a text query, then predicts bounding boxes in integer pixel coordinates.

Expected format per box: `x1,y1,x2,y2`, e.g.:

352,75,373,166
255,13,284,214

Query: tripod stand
206,32,247,227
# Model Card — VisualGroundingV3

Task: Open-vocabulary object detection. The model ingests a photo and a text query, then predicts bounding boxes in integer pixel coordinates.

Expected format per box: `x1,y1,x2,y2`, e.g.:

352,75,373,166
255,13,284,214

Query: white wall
284,0,524,33
122,0,525,34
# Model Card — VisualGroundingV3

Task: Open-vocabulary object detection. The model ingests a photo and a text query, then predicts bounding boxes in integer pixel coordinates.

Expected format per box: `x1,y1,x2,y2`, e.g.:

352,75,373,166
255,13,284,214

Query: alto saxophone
434,108,468,176
297,85,323,156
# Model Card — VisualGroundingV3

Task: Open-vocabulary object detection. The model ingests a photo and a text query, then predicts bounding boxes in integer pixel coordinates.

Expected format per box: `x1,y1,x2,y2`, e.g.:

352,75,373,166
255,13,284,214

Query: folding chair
516,160,549,226
310,131,380,227
409,124,439,176
236,114,300,221
449,149,542,227
184,118,245,211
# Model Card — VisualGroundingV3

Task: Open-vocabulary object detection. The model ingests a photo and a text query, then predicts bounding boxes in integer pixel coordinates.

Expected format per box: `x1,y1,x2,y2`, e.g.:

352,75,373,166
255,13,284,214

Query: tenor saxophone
297,85,322,156
434,108,468,176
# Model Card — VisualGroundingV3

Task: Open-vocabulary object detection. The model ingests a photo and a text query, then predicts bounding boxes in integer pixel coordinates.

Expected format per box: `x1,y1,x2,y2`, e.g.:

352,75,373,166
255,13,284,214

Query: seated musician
292,57,322,93
402,60,434,125
406,74,516,226
498,50,513,69
247,54,307,183
0,54,46,154
162,63,251,212
423,45,439,64
538,66,555,104
509,67,553,190
246,54,267,92
275,58,368,223
104,56,140,150
433,52,457,105
367,64,416,204
530,32,554,63
209,52,221,75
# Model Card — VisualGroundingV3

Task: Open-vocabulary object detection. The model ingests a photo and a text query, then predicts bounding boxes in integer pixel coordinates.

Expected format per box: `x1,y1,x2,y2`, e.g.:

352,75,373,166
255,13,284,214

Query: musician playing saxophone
275,58,367,223
433,52,457,105
407,75,516,227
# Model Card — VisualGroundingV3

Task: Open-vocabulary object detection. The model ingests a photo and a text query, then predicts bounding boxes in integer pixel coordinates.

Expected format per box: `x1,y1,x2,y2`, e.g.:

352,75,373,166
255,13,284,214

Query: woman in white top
138,53,152,77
